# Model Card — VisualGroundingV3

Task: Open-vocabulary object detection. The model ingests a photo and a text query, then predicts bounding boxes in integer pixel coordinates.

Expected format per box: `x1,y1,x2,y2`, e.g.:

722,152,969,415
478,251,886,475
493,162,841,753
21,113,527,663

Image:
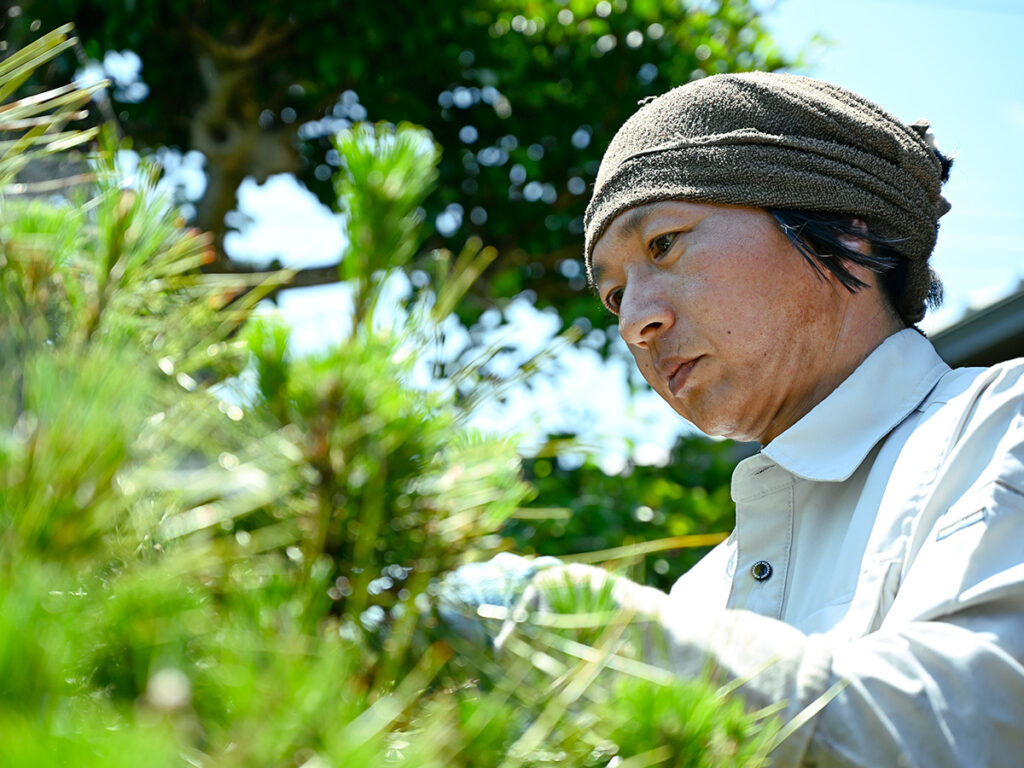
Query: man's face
590,200,855,444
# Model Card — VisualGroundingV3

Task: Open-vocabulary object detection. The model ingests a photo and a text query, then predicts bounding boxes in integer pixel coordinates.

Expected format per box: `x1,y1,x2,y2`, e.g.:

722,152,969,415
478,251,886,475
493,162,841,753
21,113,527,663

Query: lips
658,355,700,396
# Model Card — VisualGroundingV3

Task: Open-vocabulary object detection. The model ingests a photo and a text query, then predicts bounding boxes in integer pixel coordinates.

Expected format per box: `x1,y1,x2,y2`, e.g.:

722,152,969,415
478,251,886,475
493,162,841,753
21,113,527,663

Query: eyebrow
589,206,653,289
619,206,653,239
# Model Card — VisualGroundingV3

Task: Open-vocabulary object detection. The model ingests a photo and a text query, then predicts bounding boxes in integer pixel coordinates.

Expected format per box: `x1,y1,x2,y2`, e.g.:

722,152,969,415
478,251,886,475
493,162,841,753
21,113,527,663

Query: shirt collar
760,329,950,482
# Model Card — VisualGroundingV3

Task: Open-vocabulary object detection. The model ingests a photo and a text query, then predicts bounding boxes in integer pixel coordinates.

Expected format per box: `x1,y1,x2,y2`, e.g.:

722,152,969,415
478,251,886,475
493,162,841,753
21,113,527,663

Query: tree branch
209,261,343,303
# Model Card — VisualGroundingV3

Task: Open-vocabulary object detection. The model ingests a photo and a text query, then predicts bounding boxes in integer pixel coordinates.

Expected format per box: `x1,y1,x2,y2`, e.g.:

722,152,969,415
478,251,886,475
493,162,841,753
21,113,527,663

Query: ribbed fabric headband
584,72,950,321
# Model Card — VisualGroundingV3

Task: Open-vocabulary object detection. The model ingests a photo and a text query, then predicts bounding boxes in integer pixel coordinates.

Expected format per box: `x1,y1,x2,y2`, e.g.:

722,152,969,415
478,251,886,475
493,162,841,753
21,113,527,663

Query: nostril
620,298,672,346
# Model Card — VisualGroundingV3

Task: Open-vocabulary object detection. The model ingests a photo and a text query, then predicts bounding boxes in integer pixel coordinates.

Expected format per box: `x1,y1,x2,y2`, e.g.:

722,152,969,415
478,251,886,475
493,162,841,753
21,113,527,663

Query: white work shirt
660,329,1024,767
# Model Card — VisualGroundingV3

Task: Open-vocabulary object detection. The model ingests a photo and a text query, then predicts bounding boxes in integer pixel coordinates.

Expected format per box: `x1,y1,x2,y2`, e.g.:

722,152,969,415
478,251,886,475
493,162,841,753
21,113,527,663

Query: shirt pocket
887,479,1024,624
934,497,990,542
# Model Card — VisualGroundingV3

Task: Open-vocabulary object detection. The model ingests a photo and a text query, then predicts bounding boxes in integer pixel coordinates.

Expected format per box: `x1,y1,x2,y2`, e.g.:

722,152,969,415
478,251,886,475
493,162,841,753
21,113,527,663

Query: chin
687,411,757,443
683,412,728,439
678,389,760,442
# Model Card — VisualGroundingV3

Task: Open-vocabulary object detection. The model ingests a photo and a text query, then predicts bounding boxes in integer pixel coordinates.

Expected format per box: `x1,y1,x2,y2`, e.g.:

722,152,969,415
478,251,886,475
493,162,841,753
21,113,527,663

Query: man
446,72,1024,767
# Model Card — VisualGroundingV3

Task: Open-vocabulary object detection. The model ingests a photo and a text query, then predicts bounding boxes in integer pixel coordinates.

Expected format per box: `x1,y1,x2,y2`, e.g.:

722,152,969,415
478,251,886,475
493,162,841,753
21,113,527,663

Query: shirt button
751,561,773,582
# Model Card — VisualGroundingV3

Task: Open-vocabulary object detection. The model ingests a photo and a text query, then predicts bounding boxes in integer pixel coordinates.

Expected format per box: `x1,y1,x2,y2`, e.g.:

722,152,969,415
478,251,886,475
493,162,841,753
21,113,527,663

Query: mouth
661,356,701,397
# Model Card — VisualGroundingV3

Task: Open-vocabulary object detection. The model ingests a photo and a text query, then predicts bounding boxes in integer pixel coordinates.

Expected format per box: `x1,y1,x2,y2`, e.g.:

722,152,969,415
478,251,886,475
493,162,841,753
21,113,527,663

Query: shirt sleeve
641,594,1024,767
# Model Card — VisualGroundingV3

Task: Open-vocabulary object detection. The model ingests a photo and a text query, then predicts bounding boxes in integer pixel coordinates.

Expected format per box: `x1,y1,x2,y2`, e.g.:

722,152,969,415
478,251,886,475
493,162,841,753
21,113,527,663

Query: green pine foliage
0,27,781,767
508,438,741,591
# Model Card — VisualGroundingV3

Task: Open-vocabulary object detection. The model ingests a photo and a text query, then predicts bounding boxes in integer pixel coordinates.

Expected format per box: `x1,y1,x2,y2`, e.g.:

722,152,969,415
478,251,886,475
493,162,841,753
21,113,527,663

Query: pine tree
0,26,781,767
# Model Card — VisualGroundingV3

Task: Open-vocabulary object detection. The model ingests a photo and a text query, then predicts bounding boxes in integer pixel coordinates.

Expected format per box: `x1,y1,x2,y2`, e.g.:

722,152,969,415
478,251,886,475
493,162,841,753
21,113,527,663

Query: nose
618,280,675,348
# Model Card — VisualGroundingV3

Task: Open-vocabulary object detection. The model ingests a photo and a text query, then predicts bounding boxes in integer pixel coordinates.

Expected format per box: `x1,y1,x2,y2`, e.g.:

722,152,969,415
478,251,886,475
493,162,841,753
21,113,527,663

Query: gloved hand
491,562,826,768
435,552,562,647
527,562,668,616
493,562,670,649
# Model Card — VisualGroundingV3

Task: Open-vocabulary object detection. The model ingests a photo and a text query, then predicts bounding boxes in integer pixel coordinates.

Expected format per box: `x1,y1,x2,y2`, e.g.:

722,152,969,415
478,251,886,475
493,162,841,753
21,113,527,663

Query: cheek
698,284,776,356
629,345,655,377
701,260,830,355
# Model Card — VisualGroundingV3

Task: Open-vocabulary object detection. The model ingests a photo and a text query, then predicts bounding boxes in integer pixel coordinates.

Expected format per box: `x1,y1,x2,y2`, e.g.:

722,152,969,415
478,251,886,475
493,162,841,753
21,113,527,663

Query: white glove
435,552,562,647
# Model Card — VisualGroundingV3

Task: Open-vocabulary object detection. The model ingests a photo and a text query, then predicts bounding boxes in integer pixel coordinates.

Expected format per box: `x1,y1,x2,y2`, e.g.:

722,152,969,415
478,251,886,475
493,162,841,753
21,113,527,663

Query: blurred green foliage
0,26,778,767
6,0,794,336
509,436,740,591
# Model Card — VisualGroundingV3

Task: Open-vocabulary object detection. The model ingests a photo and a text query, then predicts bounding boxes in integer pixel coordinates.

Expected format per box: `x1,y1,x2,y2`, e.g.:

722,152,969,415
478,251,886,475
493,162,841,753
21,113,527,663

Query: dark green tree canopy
10,0,791,331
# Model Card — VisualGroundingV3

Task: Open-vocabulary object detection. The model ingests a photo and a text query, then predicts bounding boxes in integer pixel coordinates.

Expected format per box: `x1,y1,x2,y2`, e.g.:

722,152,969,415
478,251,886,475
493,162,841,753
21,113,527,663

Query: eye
649,232,677,260
604,287,624,315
